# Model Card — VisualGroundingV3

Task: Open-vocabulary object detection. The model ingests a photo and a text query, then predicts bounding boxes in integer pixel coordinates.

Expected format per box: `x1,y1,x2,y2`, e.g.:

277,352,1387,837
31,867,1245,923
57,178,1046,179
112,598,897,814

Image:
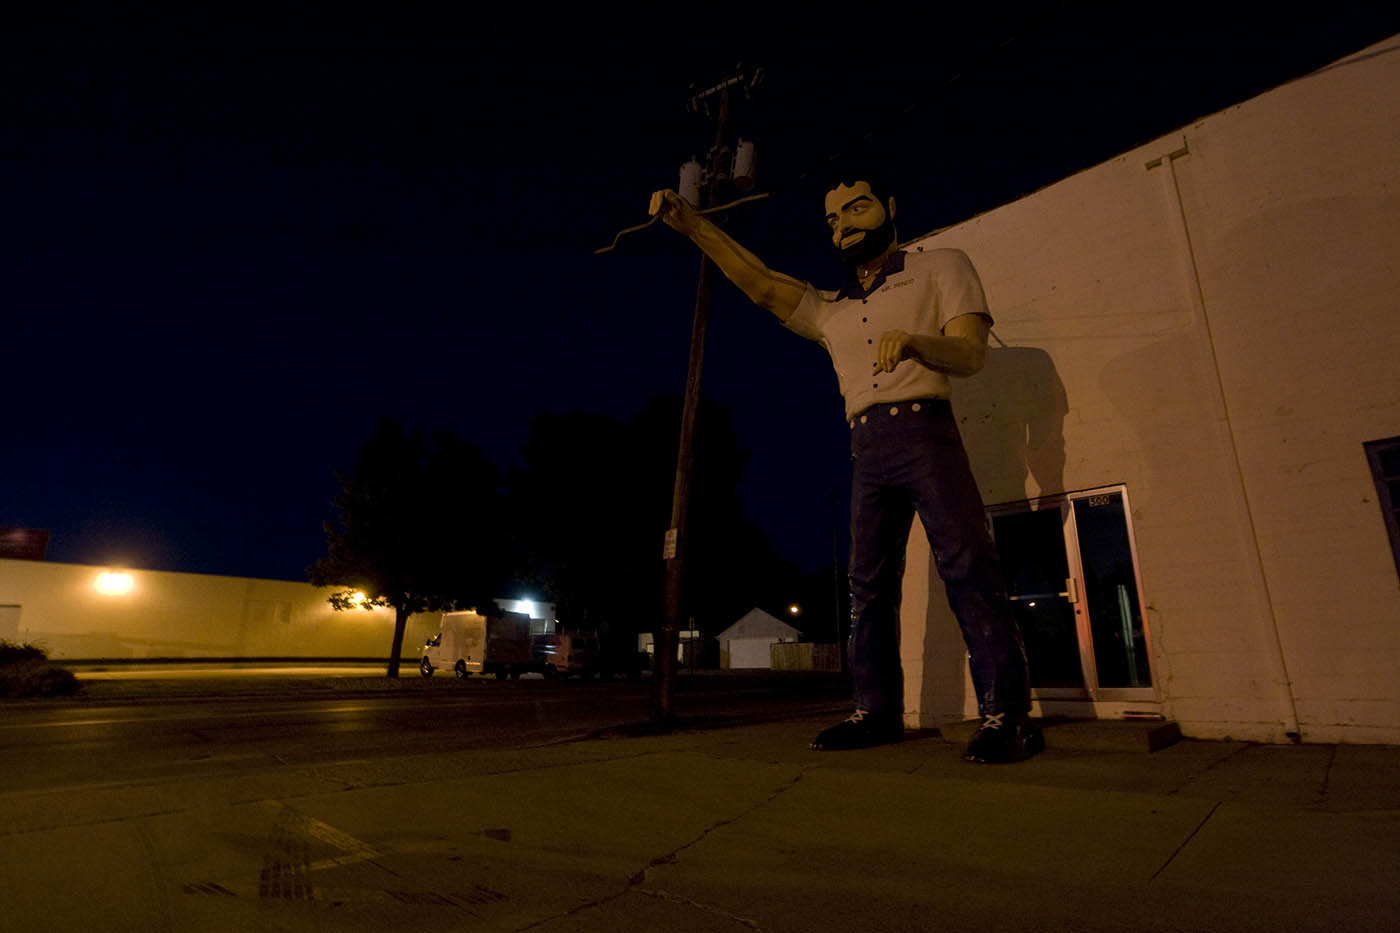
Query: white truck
531,630,600,679
419,610,535,680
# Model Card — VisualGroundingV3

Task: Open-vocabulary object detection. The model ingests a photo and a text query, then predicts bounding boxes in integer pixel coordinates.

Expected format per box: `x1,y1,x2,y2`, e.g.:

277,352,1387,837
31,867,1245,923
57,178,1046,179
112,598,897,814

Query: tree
308,418,505,677
508,396,790,653
507,410,658,638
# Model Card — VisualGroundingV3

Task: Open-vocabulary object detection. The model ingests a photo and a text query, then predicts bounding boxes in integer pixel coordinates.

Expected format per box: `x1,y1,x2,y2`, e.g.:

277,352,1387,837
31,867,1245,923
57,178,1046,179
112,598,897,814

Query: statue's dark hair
823,156,895,211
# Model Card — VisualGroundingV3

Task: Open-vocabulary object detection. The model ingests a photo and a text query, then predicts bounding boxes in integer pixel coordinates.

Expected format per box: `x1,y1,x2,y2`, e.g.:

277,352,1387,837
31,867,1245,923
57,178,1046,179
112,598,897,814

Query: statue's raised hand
648,189,702,236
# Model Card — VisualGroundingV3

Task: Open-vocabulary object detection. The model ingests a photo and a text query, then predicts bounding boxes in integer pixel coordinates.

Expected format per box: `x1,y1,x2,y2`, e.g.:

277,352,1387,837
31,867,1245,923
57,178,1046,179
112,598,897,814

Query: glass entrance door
991,507,1084,693
1072,493,1152,691
989,486,1154,702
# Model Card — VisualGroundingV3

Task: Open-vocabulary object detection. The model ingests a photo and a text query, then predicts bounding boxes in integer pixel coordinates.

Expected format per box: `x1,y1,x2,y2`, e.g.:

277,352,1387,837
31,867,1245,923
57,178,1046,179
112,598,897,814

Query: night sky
5,10,1398,582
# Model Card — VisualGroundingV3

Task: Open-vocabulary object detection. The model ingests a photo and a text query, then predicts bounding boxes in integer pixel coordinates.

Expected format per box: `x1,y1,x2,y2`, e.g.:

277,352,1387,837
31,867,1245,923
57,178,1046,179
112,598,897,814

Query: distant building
0,527,49,561
637,629,703,667
717,609,801,670
0,558,444,659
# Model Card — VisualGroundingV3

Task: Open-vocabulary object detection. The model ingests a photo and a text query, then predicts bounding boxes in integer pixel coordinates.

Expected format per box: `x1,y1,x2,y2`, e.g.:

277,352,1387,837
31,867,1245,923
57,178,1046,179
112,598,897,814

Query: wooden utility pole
651,67,758,724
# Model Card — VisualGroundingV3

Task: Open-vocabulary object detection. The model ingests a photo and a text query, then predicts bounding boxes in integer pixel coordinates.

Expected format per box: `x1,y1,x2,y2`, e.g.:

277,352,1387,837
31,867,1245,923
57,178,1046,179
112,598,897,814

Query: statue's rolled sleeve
784,283,831,343
936,248,994,330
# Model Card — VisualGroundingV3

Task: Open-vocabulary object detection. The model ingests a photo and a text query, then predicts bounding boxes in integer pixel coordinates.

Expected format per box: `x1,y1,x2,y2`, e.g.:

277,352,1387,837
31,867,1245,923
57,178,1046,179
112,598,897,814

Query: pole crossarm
687,66,764,113
593,192,772,254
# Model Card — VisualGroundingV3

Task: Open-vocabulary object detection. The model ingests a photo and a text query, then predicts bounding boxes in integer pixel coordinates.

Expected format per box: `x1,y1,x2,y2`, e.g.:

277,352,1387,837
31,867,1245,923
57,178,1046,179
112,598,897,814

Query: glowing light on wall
495,597,551,620
342,591,383,611
94,571,135,595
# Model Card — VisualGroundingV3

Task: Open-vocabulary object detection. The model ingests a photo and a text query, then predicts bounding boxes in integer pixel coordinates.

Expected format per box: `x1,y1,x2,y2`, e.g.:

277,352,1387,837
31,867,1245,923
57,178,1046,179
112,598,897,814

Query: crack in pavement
627,766,813,886
1165,742,1250,796
0,743,705,836
306,743,709,787
1314,743,1338,810
1149,799,1221,883
515,888,631,931
518,765,814,931
0,807,187,839
632,887,763,930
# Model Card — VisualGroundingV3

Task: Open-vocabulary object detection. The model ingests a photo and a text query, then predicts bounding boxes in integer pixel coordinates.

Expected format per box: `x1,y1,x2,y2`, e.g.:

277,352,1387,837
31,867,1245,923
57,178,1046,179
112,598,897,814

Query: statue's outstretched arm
649,189,807,323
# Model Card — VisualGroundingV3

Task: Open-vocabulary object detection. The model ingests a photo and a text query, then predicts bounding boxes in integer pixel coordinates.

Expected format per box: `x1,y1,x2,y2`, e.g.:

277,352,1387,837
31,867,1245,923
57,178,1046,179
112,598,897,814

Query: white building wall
1177,47,1400,743
901,37,1400,743
0,558,442,660
725,637,778,670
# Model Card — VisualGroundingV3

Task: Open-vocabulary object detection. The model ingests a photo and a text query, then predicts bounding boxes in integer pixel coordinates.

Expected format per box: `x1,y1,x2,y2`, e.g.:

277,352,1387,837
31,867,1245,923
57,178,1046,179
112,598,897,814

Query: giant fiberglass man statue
649,173,1043,763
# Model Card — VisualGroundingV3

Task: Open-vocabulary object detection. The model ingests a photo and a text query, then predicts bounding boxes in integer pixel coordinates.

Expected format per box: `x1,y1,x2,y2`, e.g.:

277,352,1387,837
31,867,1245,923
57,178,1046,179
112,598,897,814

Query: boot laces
980,712,1006,731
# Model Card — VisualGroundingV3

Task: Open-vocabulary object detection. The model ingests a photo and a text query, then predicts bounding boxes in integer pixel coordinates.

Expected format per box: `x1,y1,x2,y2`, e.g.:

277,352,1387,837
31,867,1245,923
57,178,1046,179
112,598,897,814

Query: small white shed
718,609,801,669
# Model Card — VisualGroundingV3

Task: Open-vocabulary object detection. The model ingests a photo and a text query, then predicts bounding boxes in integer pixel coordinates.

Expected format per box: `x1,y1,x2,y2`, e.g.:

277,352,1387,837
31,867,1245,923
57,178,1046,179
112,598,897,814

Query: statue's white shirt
785,246,993,420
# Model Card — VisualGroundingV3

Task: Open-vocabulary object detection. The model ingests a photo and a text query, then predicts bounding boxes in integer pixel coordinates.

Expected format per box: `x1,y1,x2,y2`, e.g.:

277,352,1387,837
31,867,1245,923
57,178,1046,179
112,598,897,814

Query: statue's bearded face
825,181,896,267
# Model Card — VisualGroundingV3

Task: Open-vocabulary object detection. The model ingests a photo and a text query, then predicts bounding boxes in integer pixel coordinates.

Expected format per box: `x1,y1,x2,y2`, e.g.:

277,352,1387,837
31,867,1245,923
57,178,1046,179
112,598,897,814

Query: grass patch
0,641,81,698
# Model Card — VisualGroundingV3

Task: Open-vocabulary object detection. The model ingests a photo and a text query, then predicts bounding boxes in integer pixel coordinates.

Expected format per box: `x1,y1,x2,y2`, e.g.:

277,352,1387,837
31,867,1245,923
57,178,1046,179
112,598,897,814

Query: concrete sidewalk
2,714,1397,931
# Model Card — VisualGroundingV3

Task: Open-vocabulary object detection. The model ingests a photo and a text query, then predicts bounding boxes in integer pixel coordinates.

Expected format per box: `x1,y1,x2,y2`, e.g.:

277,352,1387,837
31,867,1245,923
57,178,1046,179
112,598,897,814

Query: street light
94,571,134,596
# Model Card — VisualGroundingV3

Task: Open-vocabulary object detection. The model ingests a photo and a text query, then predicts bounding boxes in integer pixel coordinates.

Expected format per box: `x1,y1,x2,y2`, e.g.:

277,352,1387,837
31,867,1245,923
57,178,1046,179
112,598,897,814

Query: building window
1364,437,1400,581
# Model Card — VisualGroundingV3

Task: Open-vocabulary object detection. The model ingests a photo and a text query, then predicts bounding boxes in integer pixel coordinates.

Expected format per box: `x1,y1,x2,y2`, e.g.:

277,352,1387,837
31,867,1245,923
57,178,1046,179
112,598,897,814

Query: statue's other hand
874,329,912,374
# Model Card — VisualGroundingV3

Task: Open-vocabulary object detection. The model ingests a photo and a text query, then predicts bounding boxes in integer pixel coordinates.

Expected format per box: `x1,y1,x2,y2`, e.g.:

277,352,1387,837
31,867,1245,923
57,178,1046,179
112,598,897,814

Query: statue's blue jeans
846,398,1030,720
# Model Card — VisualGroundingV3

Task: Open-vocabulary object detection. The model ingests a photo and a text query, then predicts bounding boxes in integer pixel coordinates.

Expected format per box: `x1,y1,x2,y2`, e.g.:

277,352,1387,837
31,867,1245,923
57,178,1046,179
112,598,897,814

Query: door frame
987,484,1159,711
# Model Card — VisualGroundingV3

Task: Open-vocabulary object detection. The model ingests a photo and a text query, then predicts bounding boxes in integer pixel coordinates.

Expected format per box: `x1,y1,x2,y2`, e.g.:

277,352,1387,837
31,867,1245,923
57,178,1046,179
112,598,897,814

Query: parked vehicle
532,631,599,679
420,610,535,680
